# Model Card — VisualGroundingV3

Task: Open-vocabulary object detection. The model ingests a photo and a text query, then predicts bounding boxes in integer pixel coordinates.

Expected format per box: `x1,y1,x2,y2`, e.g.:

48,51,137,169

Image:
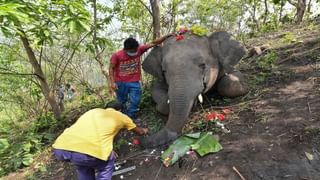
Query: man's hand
131,127,149,136
142,128,148,135
108,83,117,97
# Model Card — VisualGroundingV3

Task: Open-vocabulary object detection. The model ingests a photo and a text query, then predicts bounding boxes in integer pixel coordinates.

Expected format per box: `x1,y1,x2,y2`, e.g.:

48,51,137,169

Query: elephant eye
198,63,205,69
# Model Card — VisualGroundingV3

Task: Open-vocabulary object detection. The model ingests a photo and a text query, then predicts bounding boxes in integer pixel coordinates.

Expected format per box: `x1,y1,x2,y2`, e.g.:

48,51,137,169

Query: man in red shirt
108,34,172,122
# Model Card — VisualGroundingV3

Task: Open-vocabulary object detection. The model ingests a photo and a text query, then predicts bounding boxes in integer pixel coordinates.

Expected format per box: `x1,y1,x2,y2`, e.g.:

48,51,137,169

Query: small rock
208,161,214,167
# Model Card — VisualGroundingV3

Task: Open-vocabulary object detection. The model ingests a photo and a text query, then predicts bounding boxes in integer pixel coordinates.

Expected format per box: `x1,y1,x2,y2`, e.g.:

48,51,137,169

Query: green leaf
190,25,208,36
1,26,12,37
43,30,50,37
78,20,90,32
161,132,223,166
161,136,196,167
22,142,32,152
68,20,76,33
185,132,201,139
190,133,223,156
0,138,10,152
22,153,33,166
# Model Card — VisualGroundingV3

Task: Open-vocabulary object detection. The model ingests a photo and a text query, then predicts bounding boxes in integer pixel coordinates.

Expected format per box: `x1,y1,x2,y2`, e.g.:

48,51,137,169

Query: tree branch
138,0,153,16
287,0,298,6
57,31,91,83
0,71,37,76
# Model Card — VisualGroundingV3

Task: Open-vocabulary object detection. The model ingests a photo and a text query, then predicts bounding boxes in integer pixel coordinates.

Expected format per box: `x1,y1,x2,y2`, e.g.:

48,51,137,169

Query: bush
256,51,278,70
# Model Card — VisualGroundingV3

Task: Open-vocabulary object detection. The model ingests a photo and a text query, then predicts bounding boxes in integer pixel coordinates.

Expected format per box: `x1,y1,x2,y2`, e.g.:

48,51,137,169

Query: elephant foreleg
216,70,249,98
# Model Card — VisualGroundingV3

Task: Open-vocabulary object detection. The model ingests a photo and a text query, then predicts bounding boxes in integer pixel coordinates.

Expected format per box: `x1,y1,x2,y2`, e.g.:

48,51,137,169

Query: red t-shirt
111,44,151,82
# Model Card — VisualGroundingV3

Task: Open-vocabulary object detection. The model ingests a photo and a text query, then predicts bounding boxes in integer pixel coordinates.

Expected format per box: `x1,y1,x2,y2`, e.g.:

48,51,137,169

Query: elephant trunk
141,75,200,148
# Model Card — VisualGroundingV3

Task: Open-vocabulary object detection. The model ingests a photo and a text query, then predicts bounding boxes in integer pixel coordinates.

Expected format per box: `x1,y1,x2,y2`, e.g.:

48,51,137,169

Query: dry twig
232,166,246,180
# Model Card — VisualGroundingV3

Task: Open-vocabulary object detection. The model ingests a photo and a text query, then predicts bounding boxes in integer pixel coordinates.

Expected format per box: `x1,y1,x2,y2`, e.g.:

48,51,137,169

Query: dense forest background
0,0,319,177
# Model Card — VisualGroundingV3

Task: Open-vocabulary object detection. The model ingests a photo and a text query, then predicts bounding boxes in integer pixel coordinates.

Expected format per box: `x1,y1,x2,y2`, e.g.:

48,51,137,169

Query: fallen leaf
305,152,314,161
222,108,232,114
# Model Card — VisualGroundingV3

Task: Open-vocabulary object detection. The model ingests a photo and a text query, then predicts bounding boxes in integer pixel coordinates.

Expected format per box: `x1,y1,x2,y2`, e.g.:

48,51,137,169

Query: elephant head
141,31,248,148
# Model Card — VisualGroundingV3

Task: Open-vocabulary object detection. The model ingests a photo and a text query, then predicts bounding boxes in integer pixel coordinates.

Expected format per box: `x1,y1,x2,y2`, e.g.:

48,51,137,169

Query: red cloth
111,44,151,82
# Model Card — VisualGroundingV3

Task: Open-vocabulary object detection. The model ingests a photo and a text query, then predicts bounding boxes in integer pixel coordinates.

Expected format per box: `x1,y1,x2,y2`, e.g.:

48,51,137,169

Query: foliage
281,32,297,43
256,51,278,70
190,25,208,36
114,138,128,150
172,0,243,33
260,14,279,33
0,95,104,176
250,72,269,85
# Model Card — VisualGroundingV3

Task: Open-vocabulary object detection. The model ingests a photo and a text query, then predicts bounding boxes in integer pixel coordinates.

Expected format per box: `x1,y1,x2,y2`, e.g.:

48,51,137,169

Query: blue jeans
115,81,142,120
53,149,116,180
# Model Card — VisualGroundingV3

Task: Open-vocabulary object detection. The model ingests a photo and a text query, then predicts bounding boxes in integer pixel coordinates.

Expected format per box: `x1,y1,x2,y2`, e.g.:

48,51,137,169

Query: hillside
4,21,320,180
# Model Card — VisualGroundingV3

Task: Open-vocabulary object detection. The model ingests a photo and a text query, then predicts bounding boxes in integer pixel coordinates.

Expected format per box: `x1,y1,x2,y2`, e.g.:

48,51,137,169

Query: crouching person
52,101,148,180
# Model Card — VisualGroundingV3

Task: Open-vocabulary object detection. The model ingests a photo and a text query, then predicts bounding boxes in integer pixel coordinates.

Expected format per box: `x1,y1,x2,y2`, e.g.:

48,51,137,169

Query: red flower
132,139,140,145
217,114,225,121
175,34,184,41
206,112,225,121
206,112,217,121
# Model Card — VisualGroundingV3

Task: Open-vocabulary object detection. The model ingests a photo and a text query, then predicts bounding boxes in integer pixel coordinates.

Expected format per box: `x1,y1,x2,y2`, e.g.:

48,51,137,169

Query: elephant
141,31,248,148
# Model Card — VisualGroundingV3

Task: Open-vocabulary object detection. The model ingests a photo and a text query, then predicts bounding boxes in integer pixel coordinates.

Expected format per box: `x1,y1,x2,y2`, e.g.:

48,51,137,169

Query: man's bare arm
131,127,148,136
108,63,117,95
147,33,174,47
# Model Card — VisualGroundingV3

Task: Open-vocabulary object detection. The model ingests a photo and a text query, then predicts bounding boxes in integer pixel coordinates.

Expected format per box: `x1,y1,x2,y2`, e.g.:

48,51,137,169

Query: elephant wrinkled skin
141,31,248,148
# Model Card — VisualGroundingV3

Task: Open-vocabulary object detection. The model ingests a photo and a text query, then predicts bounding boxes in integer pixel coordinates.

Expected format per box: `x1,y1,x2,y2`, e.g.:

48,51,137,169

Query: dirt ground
4,24,320,180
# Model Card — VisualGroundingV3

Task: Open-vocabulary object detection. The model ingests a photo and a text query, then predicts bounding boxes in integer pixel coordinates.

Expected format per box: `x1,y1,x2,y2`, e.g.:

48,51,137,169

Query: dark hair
124,37,139,50
105,100,123,110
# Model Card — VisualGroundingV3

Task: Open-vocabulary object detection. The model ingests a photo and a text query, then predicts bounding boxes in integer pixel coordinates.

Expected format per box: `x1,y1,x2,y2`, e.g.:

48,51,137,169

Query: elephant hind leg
152,80,169,115
216,71,249,98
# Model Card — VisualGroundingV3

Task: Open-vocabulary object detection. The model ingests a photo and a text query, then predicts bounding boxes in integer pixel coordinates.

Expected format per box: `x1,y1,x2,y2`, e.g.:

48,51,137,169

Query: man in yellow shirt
52,101,148,180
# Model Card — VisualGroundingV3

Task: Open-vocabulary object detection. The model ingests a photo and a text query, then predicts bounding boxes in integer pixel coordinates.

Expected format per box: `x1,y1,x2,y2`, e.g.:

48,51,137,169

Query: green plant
256,51,278,70
114,138,127,150
249,72,269,86
190,25,208,36
281,32,297,43
260,14,279,33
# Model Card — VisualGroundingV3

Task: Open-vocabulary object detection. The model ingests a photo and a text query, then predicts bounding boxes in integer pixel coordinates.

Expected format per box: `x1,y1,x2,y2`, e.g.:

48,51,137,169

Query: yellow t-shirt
52,108,136,160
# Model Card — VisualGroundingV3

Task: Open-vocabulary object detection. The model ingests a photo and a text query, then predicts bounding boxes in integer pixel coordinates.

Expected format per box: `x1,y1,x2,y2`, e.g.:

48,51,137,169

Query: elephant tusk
198,94,203,103
167,99,170,104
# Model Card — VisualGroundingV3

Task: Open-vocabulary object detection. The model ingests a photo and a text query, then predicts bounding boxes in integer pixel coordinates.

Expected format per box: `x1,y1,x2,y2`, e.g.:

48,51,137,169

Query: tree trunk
296,0,306,23
172,0,179,32
150,0,161,39
252,0,259,32
263,0,268,24
92,0,111,101
288,0,306,24
20,34,61,119
279,0,284,23
307,0,312,13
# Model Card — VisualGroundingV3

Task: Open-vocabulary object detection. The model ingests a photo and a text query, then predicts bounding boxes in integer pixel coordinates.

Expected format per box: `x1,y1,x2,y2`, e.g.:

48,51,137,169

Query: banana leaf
161,135,196,167
161,132,223,167
190,133,223,156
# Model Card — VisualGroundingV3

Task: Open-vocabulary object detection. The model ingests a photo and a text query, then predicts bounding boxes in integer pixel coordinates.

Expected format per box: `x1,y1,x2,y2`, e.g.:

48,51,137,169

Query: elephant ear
209,31,247,73
142,46,164,81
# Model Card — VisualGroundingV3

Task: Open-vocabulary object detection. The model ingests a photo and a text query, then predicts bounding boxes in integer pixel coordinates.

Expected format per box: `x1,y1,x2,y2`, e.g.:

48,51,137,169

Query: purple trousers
53,149,116,180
